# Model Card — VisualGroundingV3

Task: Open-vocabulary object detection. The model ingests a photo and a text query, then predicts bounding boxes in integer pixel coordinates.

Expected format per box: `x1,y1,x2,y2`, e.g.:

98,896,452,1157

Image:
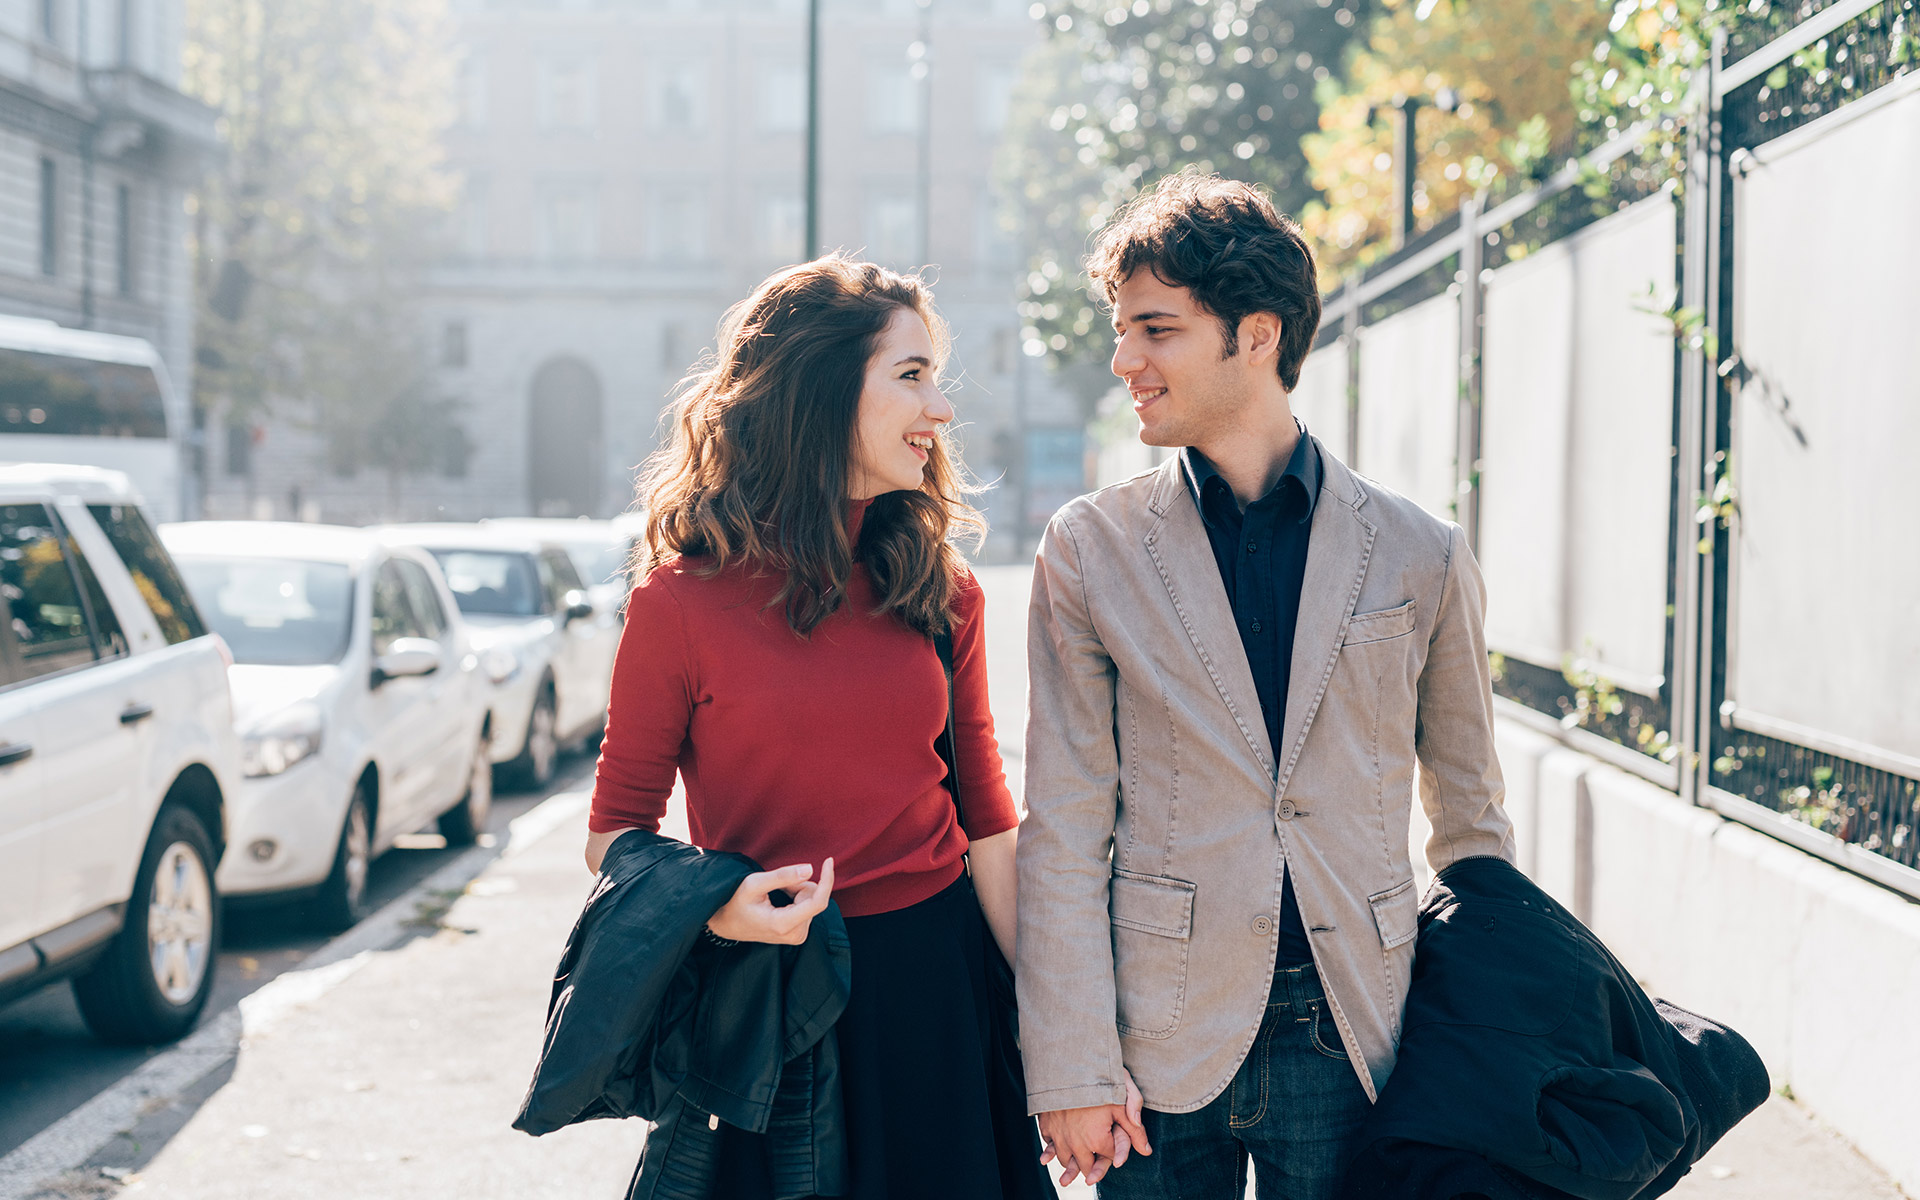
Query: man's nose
1111,334,1141,379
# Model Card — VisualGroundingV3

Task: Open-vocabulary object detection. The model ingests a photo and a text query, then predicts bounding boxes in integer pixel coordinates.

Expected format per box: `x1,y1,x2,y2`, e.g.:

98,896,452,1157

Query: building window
537,182,599,261
651,58,709,131
648,186,707,262
758,190,804,261
459,53,489,131
39,0,57,43
115,185,134,297
977,61,1019,134
39,158,56,277
537,55,597,132
117,0,133,66
458,178,489,257
864,192,917,266
759,62,805,132
441,321,468,368
867,63,920,134
225,420,253,477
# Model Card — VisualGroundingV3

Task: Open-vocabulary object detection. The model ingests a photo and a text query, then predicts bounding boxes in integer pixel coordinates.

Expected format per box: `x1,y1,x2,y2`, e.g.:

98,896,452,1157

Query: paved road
0,751,600,1161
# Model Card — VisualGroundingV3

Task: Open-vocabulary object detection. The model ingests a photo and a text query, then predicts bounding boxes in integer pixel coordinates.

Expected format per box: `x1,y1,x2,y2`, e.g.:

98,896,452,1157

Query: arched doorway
527,356,604,516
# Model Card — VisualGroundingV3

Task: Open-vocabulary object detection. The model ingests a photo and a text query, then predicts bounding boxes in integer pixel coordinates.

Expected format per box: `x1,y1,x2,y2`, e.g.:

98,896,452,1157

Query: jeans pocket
1308,1000,1349,1061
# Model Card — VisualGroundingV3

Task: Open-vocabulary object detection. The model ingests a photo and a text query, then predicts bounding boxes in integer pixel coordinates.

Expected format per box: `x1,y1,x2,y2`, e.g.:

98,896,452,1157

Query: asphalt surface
0,751,598,1161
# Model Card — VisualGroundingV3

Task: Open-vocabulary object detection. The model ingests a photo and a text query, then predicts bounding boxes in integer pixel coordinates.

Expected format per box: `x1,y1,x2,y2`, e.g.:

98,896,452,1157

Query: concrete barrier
1488,718,1920,1195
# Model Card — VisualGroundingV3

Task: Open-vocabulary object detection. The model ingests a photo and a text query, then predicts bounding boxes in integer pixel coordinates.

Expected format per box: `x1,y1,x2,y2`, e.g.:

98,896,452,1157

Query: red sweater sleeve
951,570,1018,840
588,566,693,834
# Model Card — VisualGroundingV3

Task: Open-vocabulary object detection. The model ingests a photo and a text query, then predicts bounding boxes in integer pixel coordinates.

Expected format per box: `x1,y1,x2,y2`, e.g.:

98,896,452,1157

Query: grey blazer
1014,441,1515,1115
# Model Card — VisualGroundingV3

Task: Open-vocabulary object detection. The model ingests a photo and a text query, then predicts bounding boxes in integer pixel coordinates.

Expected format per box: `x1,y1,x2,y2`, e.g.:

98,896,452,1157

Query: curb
0,789,591,1200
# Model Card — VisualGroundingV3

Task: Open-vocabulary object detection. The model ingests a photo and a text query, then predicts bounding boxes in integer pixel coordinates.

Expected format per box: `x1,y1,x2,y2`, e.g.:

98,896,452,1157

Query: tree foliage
184,0,462,481
1000,0,1362,388
1298,0,1610,273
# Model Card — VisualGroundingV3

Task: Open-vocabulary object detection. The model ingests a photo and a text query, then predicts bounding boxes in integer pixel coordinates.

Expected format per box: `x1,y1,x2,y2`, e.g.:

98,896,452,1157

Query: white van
0,465,240,1044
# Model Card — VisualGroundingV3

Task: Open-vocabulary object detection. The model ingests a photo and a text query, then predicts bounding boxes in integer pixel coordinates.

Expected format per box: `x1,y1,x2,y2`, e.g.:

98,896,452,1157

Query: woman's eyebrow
895,355,933,368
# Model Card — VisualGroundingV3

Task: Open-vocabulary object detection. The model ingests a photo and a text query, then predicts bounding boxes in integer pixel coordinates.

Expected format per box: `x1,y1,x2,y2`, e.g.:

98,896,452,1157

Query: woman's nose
925,390,956,423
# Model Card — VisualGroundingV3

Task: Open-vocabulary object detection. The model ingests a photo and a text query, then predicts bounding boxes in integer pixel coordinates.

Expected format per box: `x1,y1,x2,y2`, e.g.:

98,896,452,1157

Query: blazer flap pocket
1369,879,1419,950
1110,870,1197,939
1343,600,1416,645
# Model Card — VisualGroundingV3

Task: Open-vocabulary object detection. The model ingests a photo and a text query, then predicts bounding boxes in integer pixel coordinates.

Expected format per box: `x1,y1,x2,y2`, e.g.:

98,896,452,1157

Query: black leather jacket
513,830,852,1200
1339,856,1769,1200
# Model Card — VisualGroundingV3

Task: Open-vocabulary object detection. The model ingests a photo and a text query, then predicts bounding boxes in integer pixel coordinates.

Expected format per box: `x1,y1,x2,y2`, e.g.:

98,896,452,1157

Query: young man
1015,173,1515,1198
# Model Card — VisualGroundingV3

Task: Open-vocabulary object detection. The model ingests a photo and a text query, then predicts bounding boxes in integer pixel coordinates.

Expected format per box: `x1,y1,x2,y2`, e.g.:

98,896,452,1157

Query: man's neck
1190,390,1301,510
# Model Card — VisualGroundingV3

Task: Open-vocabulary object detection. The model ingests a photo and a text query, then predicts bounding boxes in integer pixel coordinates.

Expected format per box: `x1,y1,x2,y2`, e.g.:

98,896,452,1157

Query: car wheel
511,686,558,789
72,804,220,1045
438,727,494,845
309,785,373,933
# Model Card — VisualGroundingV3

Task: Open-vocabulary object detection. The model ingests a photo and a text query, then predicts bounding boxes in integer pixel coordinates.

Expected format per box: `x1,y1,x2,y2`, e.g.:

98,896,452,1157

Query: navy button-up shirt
1181,424,1321,966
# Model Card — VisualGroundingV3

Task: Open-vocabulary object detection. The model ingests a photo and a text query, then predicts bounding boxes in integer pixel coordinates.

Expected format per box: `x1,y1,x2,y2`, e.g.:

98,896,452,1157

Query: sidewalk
21,786,1904,1198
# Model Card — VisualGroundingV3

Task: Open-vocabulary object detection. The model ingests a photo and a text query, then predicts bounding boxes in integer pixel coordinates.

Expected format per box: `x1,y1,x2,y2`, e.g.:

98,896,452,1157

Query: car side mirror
371,637,442,687
563,590,594,624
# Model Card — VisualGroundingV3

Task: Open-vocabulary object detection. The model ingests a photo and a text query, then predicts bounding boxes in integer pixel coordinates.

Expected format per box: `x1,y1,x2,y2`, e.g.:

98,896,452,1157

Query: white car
161,522,495,931
381,525,618,788
0,465,241,1044
479,515,639,620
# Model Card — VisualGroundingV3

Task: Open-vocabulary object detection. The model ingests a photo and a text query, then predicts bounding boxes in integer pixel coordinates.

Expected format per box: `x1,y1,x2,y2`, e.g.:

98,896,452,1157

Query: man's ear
1240,311,1285,367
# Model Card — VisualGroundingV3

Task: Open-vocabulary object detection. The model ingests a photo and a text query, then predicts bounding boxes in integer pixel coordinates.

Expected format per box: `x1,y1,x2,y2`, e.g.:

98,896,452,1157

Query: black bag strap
932,628,962,826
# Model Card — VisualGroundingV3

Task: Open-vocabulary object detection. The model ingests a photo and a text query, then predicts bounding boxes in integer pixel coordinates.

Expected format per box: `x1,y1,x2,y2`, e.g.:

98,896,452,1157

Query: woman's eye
901,369,921,381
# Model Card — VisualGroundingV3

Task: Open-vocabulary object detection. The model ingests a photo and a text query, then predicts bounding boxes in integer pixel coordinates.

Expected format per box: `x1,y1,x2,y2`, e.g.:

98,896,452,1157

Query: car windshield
428,549,543,617
566,539,631,588
174,557,355,666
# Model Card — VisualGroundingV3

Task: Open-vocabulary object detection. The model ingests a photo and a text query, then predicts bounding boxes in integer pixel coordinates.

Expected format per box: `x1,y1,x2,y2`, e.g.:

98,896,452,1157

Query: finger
1111,1123,1132,1168
1087,1152,1113,1184
1038,1144,1055,1166
813,856,835,903
742,864,812,900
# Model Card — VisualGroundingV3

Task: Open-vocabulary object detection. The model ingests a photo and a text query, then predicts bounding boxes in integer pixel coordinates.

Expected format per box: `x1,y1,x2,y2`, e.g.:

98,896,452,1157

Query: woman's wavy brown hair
638,255,985,636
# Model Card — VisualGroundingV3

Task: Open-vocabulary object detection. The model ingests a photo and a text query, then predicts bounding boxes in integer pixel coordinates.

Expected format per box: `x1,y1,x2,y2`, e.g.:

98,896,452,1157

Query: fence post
1455,194,1483,548
1687,26,1729,807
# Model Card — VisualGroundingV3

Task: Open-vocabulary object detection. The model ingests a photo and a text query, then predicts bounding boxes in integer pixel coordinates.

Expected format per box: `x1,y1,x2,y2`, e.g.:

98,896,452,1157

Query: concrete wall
1481,718,1920,1196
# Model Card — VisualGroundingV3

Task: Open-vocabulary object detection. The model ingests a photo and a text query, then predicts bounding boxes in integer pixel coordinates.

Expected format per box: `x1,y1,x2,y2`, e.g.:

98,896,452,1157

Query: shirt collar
1181,421,1321,527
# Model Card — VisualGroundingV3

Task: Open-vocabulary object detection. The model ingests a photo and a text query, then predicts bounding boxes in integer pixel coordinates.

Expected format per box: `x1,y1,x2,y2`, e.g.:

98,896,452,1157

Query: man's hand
1038,1069,1151,1186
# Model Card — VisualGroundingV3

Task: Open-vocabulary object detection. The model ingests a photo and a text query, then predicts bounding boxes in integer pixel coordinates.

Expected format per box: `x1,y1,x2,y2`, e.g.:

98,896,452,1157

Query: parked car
381,524,618,788
0,464,241,1044
160,522,496,931
479,516,638,620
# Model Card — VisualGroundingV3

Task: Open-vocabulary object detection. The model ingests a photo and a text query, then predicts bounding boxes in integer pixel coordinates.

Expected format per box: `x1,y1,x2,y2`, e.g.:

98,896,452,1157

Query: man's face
1108,271,1257,449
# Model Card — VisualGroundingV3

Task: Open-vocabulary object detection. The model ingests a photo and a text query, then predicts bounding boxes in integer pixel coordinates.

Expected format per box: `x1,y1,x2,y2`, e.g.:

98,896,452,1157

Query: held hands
1038,1068,1152,1187
706,858,836,945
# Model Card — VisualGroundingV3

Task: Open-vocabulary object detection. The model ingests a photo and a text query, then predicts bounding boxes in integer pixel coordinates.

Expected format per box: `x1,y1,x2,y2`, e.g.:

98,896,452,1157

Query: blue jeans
1098,963,1370,1200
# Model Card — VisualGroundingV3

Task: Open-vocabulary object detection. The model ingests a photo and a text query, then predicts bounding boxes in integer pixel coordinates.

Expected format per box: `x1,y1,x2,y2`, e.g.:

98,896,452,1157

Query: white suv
0,465,241,1044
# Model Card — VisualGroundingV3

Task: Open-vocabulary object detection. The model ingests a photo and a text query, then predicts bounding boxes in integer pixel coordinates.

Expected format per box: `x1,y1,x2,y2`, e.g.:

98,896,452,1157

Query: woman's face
848,307,953,500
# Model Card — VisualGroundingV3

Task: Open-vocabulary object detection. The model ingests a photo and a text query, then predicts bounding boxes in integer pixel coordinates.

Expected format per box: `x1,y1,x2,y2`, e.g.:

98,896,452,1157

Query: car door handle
119,704,156,726
0,742,32,766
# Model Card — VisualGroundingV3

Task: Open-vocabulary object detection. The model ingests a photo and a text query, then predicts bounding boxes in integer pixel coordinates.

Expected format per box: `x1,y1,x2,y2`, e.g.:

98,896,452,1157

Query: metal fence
1304,0,1920,898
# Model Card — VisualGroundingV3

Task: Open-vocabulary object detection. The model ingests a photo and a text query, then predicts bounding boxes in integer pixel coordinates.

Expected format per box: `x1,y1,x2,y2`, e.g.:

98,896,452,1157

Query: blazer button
1278,800,1298,820
1252,915,1273,935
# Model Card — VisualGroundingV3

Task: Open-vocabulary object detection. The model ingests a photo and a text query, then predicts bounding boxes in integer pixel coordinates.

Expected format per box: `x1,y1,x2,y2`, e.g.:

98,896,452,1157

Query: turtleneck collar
847,497,875,547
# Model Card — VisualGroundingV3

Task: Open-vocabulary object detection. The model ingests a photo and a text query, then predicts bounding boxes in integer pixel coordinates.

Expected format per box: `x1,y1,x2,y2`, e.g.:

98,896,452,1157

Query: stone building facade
0,0,216,513
206,0,1083,555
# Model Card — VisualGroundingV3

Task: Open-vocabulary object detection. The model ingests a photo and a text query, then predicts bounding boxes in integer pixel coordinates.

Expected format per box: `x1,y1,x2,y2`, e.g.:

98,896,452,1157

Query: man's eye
1145,326,1171,336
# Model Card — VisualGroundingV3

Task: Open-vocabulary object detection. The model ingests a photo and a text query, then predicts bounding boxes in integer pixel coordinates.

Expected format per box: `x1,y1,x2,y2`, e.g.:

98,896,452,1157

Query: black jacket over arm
513,830,853,1200
1339,856,1769,1200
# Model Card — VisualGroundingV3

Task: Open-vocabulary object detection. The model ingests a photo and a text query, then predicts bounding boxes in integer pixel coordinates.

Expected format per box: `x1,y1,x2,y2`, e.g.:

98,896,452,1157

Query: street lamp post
804,0,821,259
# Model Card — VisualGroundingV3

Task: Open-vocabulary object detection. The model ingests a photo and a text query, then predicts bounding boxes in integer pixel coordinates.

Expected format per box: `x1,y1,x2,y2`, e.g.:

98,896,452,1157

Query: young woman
583,257,1050,1200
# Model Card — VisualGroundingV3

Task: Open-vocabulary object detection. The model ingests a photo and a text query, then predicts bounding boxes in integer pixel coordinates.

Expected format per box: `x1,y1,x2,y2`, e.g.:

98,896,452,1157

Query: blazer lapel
1275,448,1376,799
1142,459,1275,776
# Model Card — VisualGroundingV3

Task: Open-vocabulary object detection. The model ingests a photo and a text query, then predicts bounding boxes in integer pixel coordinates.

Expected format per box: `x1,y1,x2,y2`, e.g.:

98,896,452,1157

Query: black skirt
709,874,1053,1200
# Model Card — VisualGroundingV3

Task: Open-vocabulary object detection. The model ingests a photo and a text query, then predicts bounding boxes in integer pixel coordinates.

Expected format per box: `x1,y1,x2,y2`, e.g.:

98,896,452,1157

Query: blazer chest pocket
1110,870,1196,1040
1342,600,1416,646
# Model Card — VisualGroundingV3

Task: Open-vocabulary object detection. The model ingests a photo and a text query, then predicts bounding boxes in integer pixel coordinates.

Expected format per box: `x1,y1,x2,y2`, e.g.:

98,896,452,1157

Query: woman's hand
707,858,837,944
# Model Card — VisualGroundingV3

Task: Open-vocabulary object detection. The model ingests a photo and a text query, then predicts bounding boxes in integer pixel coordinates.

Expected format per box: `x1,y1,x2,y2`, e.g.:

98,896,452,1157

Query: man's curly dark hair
1087,171,1322,391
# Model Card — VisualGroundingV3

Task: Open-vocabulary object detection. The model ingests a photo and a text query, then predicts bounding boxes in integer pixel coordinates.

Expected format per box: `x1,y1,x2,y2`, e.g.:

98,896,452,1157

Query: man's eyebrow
1123,310,1182,325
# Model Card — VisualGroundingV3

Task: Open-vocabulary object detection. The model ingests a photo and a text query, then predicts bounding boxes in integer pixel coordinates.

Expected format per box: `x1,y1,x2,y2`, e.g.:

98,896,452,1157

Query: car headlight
242,702,325,778
481,646,521,685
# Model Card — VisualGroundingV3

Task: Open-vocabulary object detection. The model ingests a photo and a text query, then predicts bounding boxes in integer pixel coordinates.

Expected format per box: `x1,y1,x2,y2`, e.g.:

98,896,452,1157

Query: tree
1000,0,1364,391
1297,0,1610,273
183,0,460,486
